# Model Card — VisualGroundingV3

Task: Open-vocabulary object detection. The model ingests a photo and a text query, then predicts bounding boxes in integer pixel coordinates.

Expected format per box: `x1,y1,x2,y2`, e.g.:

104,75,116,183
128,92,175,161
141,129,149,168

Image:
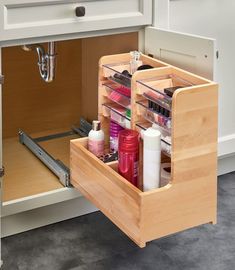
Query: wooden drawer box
0,0,152,41
71,53,218,248
71,135,217,248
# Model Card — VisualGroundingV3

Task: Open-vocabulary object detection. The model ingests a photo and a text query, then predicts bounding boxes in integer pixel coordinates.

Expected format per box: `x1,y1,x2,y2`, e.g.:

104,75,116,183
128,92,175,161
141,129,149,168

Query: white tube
143,128,161,191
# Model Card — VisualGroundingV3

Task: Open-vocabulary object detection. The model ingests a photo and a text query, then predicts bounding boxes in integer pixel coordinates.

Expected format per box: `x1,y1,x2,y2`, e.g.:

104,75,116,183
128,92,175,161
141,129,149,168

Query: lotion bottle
143,127,161,191
130,51,142,74
88,120,105,157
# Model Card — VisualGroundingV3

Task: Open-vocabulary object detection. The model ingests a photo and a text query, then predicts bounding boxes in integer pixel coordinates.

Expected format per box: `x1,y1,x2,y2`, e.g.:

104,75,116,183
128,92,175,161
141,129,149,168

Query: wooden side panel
141,82,218,243
172,83,218,185
141,175,216,242
70,139,145,247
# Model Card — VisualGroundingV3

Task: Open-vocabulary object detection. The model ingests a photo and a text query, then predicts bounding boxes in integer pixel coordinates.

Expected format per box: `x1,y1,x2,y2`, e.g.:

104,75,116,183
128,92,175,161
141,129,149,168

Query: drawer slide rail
19,130,71,187
18,118,91,187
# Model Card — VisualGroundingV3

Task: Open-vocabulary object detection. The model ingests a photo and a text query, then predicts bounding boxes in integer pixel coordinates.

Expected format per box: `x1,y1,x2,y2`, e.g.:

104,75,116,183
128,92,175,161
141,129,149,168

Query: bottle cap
118,130,139,153
143,128,161,151
126,109,131,119
130,51,141,61
92,120,101,131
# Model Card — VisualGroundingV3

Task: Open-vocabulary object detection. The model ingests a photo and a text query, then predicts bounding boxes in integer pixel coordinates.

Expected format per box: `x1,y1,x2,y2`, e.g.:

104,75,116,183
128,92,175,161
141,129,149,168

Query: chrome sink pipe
22,42,56,83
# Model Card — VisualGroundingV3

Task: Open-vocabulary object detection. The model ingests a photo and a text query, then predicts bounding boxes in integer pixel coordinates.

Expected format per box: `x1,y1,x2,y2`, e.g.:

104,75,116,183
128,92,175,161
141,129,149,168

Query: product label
88,140,104,157
133,161,139,178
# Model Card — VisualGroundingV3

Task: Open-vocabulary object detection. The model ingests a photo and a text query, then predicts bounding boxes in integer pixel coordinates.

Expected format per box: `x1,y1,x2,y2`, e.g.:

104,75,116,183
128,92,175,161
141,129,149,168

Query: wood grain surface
3,129,79,201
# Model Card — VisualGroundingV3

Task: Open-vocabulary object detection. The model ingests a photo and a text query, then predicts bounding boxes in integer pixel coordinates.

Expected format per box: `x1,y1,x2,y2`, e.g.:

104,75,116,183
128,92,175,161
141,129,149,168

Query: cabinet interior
2,32,138,202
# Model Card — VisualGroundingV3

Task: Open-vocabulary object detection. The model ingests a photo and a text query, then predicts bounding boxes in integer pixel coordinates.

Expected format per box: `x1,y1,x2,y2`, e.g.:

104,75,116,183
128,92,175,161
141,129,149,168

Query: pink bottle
118,130,139,187
88,120,105,157
110,121,124,152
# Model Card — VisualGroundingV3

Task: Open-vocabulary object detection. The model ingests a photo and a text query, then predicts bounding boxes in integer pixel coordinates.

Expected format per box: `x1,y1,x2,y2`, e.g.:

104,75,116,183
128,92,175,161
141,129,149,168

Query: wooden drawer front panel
0,0,152,41
70,139,144,247
70,136,217,248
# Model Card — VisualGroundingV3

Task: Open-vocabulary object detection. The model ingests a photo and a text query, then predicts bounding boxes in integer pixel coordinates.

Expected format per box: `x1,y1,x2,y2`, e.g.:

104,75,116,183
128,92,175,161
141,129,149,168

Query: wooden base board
2,130,78,202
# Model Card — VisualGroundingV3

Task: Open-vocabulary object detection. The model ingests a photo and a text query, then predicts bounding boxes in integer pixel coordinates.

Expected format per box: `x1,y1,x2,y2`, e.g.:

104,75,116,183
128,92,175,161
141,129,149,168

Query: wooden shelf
3,130,78,202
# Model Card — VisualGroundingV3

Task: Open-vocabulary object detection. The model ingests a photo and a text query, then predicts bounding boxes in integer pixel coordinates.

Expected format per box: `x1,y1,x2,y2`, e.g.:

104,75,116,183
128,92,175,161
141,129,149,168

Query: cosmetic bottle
88,120,105,157
110,121,124,152
118,130,139,187
125,109,131,129
130,51,142,74
143,127,161,191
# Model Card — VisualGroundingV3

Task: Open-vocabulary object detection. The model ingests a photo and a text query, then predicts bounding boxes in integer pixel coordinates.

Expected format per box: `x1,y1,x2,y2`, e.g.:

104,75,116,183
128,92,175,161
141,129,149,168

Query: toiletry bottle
125,109,131,129
143,127,161,191
110,121,124,152
118,130,139,187
130,51,142,74
88,120,105,157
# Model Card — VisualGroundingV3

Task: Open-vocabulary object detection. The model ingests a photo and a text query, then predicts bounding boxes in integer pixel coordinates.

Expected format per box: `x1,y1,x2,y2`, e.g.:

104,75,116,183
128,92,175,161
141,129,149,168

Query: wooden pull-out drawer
71,53,218,248
71,137,217,248
0,0,152,41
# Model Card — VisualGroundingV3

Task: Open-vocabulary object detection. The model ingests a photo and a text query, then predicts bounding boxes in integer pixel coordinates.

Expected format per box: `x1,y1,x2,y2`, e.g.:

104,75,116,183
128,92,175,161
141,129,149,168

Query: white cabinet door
144,27,216,80
0,0,152,42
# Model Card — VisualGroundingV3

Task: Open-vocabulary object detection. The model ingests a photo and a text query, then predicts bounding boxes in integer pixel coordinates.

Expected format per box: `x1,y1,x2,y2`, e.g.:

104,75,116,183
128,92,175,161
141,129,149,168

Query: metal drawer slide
19,118,92,187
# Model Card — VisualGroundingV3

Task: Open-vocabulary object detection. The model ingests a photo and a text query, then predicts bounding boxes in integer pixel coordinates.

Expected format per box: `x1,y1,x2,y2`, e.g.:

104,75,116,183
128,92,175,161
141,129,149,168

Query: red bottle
118,130,139,187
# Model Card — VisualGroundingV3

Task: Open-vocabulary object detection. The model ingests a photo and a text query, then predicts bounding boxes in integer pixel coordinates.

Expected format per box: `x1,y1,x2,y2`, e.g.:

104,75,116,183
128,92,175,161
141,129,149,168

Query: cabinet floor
2,129,78,201
2,172,235,270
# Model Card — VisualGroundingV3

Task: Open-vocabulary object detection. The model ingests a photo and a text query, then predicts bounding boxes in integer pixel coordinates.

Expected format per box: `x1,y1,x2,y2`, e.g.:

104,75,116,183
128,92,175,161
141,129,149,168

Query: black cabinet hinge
0,167,5,177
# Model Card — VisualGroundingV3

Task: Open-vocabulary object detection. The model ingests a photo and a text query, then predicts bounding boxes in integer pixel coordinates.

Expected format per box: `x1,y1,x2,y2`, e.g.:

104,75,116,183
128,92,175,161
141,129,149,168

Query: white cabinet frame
0,0,152,42
0,2,218,238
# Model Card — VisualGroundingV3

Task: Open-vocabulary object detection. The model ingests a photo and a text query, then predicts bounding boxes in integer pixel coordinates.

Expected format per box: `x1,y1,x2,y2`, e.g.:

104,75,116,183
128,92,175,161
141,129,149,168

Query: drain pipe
22,42,56,83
